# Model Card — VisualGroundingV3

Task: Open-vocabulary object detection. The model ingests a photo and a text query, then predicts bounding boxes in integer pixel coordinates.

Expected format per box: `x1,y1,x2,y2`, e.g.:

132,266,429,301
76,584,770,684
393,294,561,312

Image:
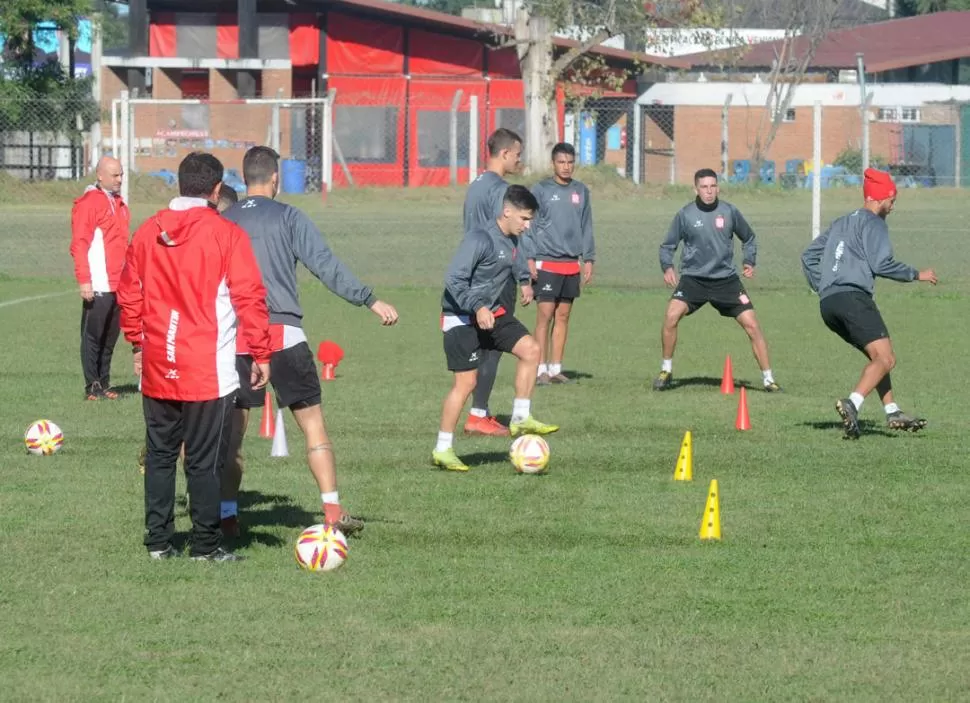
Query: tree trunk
516,10,558,174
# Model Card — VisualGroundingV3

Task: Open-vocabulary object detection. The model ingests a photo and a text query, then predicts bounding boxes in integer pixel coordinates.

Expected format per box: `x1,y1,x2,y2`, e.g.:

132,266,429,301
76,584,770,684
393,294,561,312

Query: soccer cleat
836,398,861,440
190,547,244,562
763,380,783,393
220,515,241,538
887,411,928,433
149,545,179,560
536,373,552,386
652,371,673,391
431,448,469,472
549,373,571,384
328,512,365,536
463,415,510,437
137,445,147,475
509,416,560,437
101,387,120,400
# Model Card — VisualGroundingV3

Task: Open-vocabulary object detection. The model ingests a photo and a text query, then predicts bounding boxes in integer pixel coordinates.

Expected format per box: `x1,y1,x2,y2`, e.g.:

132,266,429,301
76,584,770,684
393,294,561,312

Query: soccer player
117,152,272,561
221,146,399,537
461,128,523,436
524,142,594,385
70,156,130,400
433,185,559,472
653,168,781,392
801,167,937,439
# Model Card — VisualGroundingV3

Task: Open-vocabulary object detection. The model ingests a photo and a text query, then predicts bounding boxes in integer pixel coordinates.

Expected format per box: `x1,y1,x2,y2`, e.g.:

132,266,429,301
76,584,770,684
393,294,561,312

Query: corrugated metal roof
314,0,687,69
678,11,970,73
636,81,970,106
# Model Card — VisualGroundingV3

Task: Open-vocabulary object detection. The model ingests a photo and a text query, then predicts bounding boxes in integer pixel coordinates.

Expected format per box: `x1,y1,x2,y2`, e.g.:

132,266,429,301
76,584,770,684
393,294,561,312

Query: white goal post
112,93,334,204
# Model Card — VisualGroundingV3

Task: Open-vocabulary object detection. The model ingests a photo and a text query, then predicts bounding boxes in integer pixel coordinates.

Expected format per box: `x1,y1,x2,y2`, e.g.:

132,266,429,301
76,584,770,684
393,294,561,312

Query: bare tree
506,0,721,172
747,0,842,180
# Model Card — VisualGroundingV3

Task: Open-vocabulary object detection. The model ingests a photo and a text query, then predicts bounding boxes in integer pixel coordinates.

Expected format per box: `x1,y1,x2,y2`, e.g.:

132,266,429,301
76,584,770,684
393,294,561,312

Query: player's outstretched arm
862,218,921,283
732,206,757,270
800,229,830,292
659,213,682,280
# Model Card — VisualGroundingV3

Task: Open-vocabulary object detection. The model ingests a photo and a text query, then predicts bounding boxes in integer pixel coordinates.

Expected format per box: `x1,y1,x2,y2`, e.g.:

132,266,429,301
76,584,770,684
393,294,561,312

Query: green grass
1,183,969,700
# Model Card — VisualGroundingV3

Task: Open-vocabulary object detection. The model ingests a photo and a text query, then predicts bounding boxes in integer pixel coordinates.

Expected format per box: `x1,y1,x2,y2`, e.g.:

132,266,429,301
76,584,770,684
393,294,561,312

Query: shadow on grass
799,419,898,438
456,451,510,467
109,383,141,396
672,376,758,390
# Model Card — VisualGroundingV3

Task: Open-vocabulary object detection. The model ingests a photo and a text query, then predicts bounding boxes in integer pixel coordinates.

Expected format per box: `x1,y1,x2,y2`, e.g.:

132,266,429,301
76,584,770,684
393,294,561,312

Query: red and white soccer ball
509,434,550,474
294,524,348,572
24,419,64,456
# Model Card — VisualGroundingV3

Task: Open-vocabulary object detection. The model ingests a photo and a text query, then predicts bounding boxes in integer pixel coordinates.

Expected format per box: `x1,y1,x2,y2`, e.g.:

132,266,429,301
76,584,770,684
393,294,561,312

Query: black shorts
535,269,581,303
673,275,754,318
820,291,889,352
235,342,321,411
443,314,530,372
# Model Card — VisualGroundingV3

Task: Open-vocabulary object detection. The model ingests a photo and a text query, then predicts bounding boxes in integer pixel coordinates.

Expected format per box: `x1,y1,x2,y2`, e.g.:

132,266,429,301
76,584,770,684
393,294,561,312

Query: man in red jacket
118,152,273,562
70,156,130,400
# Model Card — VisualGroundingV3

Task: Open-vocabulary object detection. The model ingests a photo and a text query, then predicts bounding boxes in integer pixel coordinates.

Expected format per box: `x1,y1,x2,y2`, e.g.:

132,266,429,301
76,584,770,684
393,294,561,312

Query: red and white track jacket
70,185,130,293
117,198,273,401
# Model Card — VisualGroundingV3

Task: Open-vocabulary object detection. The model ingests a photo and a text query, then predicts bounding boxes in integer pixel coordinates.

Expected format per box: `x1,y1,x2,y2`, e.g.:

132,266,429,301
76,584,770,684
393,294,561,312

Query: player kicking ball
801,167,936,439
433,185,559,472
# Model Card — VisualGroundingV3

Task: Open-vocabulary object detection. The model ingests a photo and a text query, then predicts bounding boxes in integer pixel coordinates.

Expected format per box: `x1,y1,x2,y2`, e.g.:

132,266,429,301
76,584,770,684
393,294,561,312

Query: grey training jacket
223,196,376,327
523,177,595,263
659,198,756,279
442,220,529,316
801,208,918,299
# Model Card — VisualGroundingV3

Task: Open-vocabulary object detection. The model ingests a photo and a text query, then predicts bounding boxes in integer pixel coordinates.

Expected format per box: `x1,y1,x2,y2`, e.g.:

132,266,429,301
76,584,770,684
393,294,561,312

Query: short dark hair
217,184,238,211
503,184,539,213
243,146,280,186
552,142,575,160
487,128,522,157
694,168,718,184
178,152,223,198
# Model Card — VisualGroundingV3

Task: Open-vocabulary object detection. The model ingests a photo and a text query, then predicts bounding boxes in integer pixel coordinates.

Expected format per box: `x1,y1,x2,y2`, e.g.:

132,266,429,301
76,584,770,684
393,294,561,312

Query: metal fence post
469,94,479,182
120,90,130,204
449,89,464,186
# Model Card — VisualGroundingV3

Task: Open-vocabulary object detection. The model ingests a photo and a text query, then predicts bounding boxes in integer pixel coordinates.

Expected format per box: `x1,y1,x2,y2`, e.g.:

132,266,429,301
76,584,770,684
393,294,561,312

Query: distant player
654,168,781,392
221,146,399,537
524,142,594,385
70,156,130,400
433,185,558,472
217,184,239,212
801,168,937,439
461,128,523,436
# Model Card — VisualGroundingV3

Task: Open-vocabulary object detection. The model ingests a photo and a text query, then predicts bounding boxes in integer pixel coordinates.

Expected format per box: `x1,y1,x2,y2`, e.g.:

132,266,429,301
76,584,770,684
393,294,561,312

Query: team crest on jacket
571,193,581,204
715,215,725,229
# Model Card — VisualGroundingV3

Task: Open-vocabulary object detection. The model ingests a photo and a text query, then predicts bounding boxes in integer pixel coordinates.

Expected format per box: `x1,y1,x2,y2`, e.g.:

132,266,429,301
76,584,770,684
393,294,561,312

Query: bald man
70,157,131,400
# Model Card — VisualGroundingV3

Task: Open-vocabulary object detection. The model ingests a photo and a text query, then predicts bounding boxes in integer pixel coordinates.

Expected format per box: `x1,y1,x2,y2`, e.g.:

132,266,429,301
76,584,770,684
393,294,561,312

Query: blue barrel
280,159,307,194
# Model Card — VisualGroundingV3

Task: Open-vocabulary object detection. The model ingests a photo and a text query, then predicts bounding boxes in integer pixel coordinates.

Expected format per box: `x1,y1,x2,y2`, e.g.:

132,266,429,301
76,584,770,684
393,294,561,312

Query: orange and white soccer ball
24,419,64,456
294,524,348,572
509,434,550,474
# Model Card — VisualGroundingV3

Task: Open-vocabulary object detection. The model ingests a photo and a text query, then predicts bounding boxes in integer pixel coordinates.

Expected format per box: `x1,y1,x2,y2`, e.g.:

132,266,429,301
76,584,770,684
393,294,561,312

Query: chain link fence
631,92,967,189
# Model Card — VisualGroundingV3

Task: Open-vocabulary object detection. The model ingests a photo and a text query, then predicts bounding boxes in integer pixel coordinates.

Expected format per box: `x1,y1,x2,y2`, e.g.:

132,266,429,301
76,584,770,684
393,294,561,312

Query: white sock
538,363,548,377
321,490,339,505
849,392,865,410
469,407,487,418
220,501,238,519
662,359,673,373
435,431,453,452
762,369,774,384
884,402,900,415
511,398,531,423
549,363,562,376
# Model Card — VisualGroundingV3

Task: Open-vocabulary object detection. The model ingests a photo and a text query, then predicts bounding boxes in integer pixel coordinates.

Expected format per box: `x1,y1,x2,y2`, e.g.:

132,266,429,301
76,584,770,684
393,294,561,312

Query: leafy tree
0,0,93,68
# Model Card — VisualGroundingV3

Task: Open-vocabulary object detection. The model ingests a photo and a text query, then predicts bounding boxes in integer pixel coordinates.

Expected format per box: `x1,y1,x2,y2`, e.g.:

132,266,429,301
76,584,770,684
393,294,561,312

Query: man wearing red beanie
800,168,937,439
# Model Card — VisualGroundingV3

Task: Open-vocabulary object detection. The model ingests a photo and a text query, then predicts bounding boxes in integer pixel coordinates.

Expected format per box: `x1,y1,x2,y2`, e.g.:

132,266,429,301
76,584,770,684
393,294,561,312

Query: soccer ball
509,434,550,474
24,419,64,456
294,524,348,572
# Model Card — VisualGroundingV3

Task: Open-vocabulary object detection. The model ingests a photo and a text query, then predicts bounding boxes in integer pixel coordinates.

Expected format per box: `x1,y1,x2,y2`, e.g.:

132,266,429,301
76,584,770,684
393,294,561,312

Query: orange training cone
735,386,751,431
720,355,734,394
259,391,275,439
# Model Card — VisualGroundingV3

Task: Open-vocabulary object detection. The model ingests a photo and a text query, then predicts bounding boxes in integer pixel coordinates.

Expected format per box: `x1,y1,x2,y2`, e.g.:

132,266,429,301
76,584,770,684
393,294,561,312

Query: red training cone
735,386,751,431
317,341,344,382
720,355,734,395
259,390,275,439
321,363,336,381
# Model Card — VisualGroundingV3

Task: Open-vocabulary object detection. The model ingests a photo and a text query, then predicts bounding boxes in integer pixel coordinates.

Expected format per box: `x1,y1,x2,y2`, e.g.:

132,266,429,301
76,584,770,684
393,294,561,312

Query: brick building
102,0,680,188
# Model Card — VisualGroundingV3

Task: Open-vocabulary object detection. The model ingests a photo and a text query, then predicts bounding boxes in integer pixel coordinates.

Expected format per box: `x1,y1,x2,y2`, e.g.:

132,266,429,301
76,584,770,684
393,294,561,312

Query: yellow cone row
672,430,721,541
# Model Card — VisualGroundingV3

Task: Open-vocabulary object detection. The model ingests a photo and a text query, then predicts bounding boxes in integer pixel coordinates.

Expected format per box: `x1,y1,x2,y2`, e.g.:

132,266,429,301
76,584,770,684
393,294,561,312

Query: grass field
1,182,969,700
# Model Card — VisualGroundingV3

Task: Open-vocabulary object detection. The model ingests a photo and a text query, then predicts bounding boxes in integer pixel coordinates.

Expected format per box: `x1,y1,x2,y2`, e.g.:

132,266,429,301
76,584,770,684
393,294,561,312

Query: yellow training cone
699,479,721,541
673,430,693,481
